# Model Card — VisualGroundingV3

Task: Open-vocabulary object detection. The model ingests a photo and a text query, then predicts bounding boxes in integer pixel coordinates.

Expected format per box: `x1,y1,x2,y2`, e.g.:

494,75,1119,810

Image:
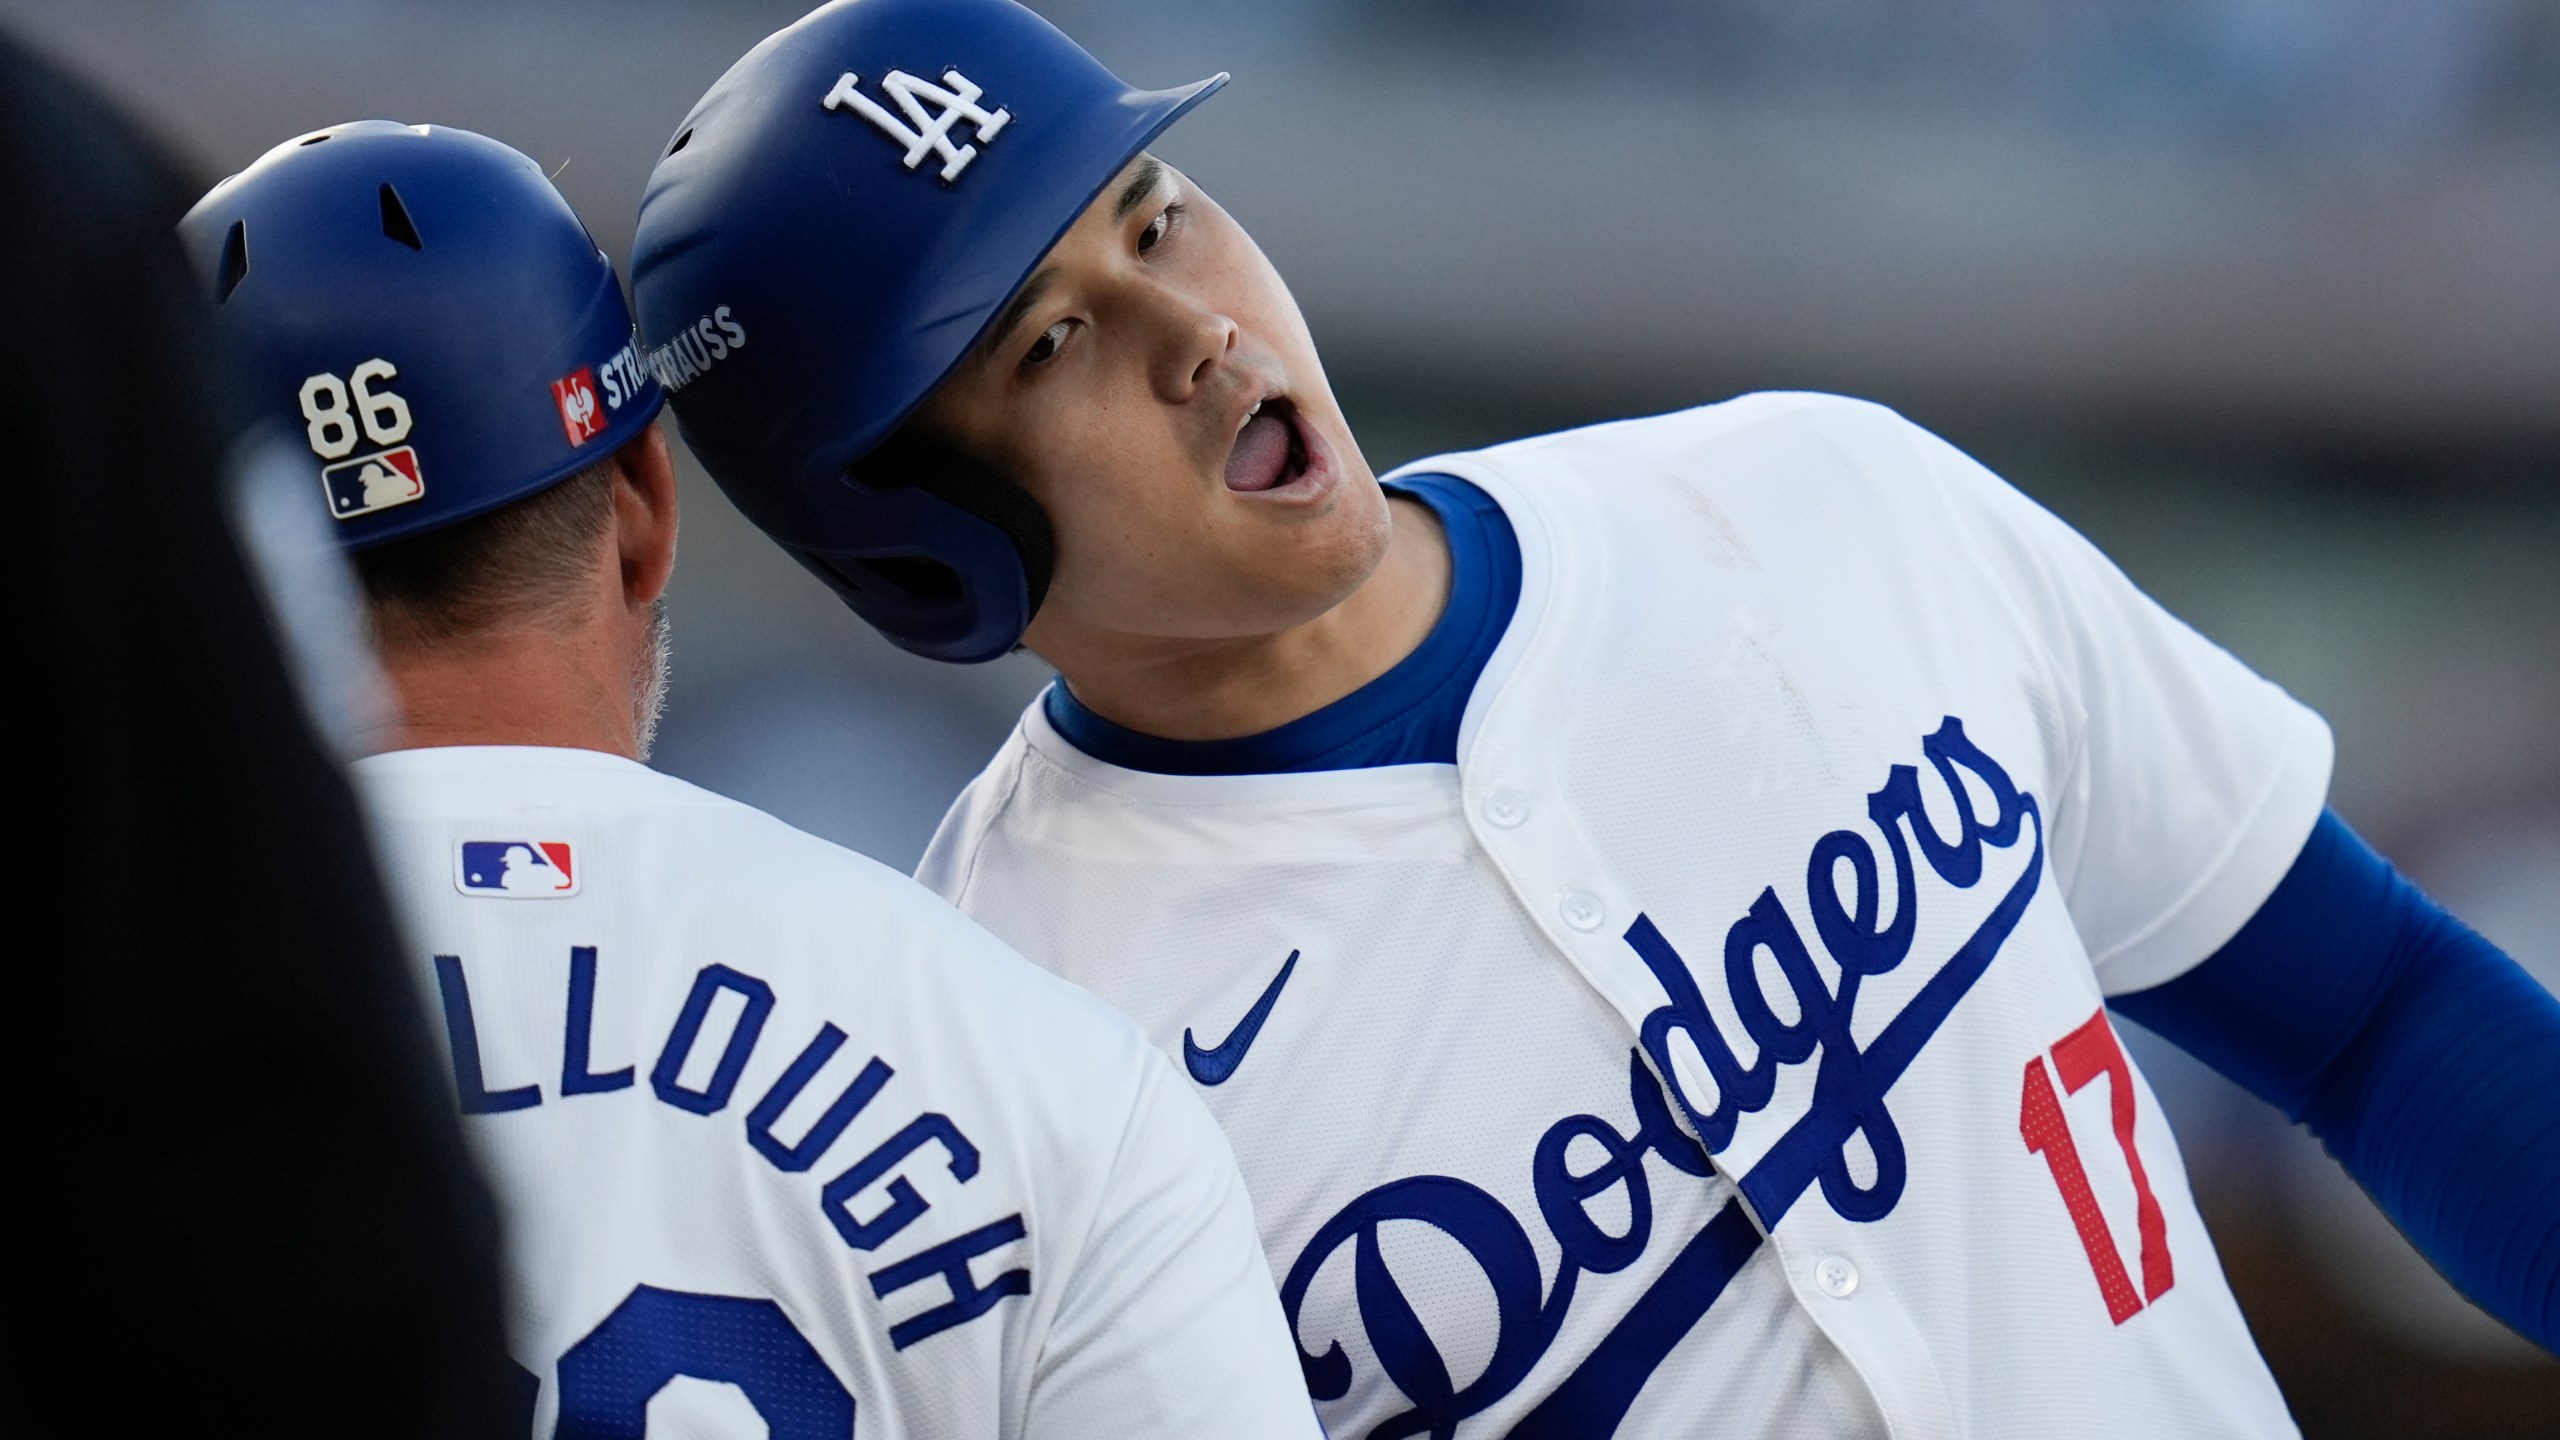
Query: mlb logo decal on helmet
181,121,665,550
631,0,1225,662
321,444,425,520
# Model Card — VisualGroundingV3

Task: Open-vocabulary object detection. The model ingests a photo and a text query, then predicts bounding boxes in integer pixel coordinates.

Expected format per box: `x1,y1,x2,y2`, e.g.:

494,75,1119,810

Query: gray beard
632,598,672,762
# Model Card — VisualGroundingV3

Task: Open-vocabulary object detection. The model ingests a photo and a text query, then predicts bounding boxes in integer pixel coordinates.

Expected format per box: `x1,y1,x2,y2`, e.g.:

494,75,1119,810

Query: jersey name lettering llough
822,68,1011,182
1280,717,2042,1434
430,945,1031,1351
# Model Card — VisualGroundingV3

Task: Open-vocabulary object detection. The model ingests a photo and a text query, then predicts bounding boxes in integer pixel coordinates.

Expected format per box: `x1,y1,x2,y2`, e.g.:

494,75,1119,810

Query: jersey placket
1438,454,1963,1440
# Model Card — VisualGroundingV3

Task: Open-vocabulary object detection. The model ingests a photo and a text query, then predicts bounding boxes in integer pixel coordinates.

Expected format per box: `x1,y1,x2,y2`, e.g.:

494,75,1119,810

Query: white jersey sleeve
1026,1050,1315,1437
1890,413,2333,993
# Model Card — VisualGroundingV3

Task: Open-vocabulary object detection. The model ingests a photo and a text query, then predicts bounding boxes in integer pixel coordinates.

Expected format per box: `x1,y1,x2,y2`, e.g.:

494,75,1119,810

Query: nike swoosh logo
1183,950,1299,1087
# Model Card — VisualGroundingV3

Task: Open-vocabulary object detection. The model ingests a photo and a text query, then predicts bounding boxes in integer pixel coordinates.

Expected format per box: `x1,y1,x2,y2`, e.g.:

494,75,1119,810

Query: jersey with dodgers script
353,746,1322,1440
918,393,2331,1439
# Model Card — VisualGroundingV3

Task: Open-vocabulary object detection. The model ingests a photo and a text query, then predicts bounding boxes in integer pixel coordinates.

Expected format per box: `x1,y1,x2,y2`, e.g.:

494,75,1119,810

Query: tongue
1224,411,1291,492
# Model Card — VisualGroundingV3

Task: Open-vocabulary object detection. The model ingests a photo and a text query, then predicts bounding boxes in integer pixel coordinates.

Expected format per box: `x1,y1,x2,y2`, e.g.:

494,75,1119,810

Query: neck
1044,495,1450,742
364,612,646,760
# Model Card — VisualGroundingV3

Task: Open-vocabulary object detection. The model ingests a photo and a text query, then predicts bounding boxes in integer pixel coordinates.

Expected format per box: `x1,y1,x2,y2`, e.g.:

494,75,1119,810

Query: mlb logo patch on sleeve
320,445,424,519
552,367,606,446
456,840,579,897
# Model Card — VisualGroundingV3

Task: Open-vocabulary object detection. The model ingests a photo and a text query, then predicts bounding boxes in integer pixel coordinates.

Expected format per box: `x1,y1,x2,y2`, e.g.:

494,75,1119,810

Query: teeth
1239,399,1263,434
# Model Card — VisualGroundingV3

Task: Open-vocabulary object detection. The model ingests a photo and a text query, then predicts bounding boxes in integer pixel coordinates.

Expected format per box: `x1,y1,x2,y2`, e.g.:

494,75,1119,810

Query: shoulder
1392,393,1963,572
626,762,1135,1047
653,754,1170,1095
356,745,1071,999
358,745,922,903
916,701,1040,906
1395,392,1944,539
1452,390,1920,473
368,747,1174,1111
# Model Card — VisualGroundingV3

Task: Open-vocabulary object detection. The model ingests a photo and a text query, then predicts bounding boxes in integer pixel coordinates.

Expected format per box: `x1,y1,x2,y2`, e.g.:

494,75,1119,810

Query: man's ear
612,424,681,610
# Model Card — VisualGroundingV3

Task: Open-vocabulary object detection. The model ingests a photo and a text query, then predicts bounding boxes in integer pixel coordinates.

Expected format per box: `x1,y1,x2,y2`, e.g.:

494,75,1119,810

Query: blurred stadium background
10,2,2551,1432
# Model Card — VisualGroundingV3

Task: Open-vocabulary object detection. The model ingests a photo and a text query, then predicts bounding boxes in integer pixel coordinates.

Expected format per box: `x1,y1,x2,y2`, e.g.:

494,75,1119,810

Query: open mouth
1223,394,1311,494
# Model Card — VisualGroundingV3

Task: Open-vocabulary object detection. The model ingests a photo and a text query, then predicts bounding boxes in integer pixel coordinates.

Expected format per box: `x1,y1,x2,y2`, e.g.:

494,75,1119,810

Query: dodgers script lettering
1282,717,2043,1438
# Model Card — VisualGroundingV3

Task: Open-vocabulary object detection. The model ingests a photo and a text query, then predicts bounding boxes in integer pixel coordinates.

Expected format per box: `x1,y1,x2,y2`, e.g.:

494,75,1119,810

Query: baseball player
632,2,2560,1435
181,121,1324,1439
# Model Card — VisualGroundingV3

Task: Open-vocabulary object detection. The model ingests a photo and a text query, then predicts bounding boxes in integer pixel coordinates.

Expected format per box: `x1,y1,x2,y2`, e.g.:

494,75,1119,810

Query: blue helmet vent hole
214,220,249,304
378,183,422,249
666,128,693,157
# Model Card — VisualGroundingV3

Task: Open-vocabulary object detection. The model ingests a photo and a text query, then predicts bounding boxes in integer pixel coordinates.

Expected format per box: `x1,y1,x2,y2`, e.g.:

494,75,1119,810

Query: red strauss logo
552,366,605,446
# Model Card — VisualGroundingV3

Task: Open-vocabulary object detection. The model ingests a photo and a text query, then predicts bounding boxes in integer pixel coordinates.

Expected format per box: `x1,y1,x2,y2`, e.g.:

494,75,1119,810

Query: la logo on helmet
822,68,1011,182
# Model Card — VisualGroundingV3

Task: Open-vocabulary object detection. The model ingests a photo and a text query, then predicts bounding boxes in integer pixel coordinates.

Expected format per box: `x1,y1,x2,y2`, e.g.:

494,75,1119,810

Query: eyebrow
1112,155,1165,222
977,267,1058,366
975,159,1168,364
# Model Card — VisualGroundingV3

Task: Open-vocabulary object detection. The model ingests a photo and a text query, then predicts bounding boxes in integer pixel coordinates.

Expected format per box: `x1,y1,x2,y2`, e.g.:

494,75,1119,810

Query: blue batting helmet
181,121,663,550
630,0,1224,663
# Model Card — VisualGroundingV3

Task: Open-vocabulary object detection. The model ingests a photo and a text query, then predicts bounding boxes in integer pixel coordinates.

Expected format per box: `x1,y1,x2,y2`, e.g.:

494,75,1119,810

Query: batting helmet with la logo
632,0,1225,663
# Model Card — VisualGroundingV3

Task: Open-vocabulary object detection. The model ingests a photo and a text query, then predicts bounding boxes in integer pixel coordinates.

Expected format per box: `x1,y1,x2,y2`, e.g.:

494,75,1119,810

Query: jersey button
1482,790,1532,828
1559,890,1606,932
1813,1256,1860,1299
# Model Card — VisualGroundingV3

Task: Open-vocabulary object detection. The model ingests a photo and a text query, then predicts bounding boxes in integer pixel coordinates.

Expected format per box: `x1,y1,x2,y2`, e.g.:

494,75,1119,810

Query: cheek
1014,396,1203,573
1209,229,1317,352
1042,385,1177,478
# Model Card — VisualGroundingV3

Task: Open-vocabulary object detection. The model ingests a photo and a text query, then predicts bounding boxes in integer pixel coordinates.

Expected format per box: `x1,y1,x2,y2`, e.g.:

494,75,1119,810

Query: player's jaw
915,158,1387,657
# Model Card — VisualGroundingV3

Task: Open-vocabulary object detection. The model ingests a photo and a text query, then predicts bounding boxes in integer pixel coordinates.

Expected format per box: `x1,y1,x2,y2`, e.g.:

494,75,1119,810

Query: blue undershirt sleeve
2109,808,2560,1353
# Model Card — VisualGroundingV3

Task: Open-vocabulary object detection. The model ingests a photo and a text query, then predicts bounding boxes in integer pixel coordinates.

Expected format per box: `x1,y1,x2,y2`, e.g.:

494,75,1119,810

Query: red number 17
2019,1010,2175,1324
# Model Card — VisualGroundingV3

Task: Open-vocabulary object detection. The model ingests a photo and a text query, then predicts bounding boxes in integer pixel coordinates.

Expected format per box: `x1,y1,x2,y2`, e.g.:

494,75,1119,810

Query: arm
2111,808,2560,1351
1023,1052,1324,1439
1874,404,2556,1344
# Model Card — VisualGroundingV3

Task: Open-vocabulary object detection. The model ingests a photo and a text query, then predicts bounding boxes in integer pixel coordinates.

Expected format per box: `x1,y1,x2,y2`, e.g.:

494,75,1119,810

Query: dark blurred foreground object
0,33,514,1437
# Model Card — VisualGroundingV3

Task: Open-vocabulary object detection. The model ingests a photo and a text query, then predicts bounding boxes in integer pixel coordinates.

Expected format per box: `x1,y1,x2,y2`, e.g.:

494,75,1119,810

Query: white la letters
822,68,1011,182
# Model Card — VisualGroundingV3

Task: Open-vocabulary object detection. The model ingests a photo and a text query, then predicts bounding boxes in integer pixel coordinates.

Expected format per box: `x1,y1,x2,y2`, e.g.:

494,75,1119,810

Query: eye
1136,201,1185,256
1021,318,1074,370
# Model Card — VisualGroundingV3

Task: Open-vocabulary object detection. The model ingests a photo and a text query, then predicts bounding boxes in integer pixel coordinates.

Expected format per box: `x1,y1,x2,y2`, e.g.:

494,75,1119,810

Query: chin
1269,476,1395,619
1042,463,1395,644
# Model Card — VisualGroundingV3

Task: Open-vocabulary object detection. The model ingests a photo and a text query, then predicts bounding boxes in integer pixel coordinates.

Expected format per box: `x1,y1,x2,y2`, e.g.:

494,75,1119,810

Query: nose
1145,287,1238,404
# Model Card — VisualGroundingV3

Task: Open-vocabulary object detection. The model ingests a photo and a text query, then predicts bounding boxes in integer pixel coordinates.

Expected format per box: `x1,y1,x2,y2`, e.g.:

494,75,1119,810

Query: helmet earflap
789,433,1055,664
853,432,1055,619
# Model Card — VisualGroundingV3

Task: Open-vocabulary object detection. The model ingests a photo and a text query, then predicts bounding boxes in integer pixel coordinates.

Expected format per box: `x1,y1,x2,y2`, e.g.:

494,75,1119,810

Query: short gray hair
350,457,619,650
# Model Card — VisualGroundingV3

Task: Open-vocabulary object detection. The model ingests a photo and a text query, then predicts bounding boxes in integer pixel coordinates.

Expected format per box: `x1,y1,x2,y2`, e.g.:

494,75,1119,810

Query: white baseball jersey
354,746,1323,1440
919,394,2332,1438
